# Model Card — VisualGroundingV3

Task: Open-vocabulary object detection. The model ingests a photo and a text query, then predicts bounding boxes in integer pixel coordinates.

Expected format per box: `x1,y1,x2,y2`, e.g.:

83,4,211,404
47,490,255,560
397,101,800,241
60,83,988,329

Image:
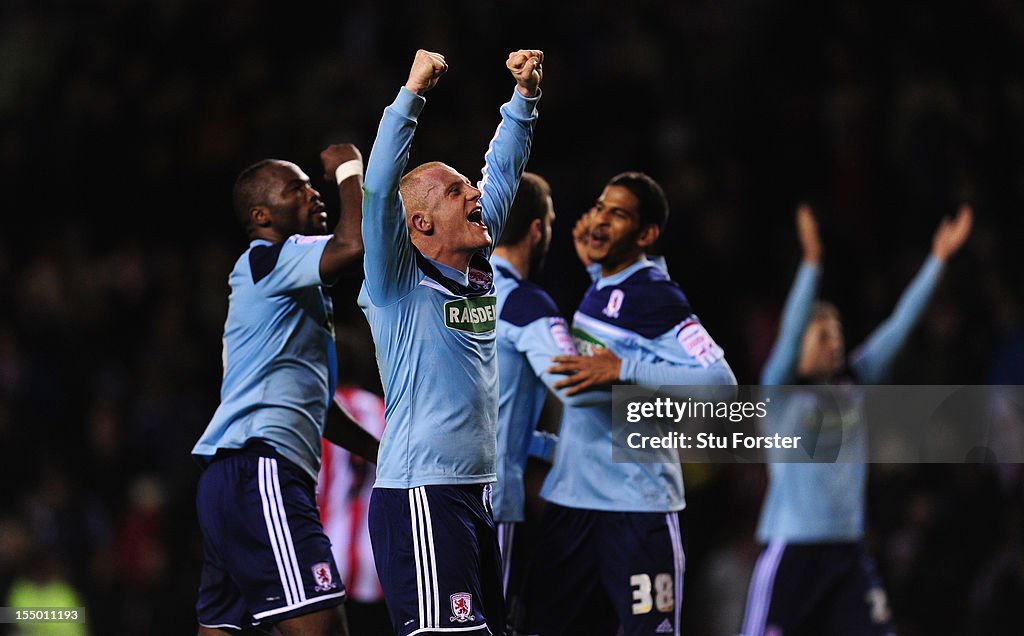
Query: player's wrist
516,83,538,97
335,160,363,185
801,246,821,263
405,80,429,95
618,358,632,382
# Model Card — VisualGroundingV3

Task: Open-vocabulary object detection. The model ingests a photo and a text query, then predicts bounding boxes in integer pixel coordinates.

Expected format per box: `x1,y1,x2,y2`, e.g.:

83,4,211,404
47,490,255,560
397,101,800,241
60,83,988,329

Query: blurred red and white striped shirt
317,386,386,602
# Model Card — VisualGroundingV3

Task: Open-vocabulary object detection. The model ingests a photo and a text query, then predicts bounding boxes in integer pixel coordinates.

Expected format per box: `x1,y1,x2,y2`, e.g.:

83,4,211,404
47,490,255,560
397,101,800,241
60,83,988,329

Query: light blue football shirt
359,87,539,489
192,234,335,481
491,255,605,523
541,258,736,512
757,256,944,542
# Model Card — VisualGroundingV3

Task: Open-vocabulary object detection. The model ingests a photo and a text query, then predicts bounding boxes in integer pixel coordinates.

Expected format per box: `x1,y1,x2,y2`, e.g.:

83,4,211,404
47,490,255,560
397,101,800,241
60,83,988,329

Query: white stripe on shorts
252,590,347,621
666,513,685,636
497,521,515,596
410,487,441,630
258,457,299,606
409,489,426,630
417,487,441,628
740,539,786,636
269,457,306,602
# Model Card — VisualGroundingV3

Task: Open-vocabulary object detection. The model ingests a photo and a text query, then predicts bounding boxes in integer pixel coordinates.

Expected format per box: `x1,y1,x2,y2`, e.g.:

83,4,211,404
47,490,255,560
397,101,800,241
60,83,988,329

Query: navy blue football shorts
740,540,895,636
521,504,687,636
195,442,346,630
369,484,504,636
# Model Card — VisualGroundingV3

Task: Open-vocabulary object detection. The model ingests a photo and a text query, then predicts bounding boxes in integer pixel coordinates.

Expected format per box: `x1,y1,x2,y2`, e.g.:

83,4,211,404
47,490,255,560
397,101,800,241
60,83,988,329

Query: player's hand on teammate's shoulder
931,203,973,263
320,143,363,183
795,203,822,265
507,49,543,97
405,49,448,95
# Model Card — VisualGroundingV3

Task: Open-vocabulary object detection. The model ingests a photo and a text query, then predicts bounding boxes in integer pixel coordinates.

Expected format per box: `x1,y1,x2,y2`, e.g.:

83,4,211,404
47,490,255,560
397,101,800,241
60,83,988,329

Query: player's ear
528,218,543,245
637,224,660,249
410,211,434,235
251,206,272,228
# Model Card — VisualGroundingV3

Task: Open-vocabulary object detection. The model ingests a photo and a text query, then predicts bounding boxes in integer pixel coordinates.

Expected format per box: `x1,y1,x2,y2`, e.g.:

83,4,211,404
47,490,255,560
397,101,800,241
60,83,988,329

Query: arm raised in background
851,204,973,383
318,143,365,283
761,204,823,385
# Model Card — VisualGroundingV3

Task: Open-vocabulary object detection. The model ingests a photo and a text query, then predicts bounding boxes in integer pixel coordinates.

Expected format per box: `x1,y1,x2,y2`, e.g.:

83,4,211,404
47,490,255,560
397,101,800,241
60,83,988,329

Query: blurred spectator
317,327,390,633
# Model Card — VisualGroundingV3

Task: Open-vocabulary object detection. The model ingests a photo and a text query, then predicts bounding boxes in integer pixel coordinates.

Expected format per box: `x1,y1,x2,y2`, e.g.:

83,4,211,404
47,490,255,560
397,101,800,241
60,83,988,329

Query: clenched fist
507,49,543,97
931,204,973,263
405,49,448,95
320,143,362,183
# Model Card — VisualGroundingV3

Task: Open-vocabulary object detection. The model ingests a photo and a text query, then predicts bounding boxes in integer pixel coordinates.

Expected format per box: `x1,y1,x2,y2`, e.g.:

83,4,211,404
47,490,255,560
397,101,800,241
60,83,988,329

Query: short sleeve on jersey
249,235,329,293
250,243,285,284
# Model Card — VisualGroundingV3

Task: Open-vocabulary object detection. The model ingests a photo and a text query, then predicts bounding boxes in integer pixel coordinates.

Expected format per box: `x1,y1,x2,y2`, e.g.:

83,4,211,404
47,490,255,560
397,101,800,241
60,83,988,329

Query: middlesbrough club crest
450,592,473,623
312,562,335,592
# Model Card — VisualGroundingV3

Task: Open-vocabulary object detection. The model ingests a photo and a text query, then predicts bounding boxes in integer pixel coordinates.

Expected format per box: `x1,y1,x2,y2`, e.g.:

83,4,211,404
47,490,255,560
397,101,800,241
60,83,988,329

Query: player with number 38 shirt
521,172,737,635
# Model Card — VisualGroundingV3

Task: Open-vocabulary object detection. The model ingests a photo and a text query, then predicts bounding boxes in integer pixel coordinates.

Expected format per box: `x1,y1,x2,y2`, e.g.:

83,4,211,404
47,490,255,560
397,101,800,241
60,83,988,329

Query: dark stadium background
2,0,1022,633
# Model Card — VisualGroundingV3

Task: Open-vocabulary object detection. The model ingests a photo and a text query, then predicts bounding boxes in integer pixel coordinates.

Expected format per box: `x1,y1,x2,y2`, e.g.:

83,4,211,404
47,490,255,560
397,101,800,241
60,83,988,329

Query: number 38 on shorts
630,572,675,614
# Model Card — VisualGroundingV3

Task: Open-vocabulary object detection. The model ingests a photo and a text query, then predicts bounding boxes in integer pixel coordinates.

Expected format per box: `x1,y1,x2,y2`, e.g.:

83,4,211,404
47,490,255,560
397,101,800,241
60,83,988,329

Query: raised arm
761,204,823,385
362,50,448,305
479,50,543,253
851,205,973,383
317,143,365,283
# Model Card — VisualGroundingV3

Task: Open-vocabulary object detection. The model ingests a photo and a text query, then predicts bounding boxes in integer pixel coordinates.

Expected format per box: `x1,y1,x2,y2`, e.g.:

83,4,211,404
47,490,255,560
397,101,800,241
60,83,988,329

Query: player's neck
492,245,529,278
416,241,474,274
599,253,644,278
249,226,289,244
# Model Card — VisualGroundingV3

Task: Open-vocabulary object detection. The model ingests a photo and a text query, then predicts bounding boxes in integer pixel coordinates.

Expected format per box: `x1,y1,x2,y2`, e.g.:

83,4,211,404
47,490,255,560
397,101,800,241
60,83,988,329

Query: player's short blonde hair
399,161,449,215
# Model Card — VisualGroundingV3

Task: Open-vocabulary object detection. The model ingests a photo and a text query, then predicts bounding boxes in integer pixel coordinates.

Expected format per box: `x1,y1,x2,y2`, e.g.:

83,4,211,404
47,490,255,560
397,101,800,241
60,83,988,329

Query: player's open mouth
589,231,608,247
467,206,484,226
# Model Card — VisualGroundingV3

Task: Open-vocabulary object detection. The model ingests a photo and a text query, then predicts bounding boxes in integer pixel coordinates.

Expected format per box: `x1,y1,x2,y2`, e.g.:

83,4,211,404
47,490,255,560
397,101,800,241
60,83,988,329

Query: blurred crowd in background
2,0,1023,633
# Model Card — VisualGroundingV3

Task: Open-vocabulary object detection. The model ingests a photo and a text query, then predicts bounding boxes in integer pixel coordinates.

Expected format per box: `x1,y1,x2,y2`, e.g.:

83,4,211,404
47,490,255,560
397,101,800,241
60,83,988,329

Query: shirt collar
489,254,522,280
424,254,470,287
595,256,655,290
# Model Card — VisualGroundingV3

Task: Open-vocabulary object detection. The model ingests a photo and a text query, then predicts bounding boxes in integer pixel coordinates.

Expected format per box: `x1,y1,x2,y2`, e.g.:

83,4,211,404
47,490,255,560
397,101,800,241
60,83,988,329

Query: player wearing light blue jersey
359,49,542,636
490,172,606,629
523,173,736,636
193,144,380,636
740,204,973,636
